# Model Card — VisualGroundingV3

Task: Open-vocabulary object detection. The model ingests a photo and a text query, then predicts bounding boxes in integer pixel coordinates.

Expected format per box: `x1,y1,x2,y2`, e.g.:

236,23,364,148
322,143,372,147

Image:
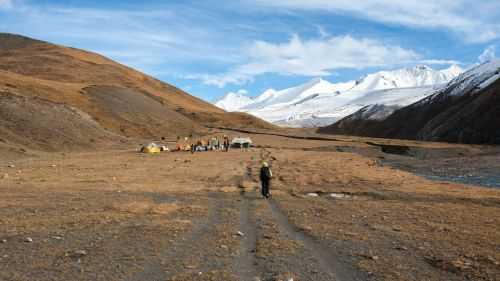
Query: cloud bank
198,34,421,87
253,0,500,43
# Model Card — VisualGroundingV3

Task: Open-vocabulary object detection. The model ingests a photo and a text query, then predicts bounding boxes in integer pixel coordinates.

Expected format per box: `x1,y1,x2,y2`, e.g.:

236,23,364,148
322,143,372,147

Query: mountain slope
215,65,462,127
320,60,500,144
0,33,274,150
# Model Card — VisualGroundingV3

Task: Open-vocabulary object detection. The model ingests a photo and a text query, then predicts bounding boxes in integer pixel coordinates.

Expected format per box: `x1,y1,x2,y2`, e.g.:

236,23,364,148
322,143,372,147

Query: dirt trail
227,148,368,281
234,190,260,281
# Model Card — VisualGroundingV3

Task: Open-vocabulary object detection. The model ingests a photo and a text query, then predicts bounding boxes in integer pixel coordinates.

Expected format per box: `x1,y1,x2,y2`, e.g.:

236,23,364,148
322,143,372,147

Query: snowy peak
451,59,500,93
351,65,463,92
215,90,253,111
441,64,464,78
213,64,464,127
421,59,500,101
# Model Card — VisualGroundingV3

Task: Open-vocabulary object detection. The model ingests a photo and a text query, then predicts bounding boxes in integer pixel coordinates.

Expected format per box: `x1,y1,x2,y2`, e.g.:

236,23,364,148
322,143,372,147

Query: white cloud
199,34,420,87
479,45,496,63
0,0,13,9
252,0,500,43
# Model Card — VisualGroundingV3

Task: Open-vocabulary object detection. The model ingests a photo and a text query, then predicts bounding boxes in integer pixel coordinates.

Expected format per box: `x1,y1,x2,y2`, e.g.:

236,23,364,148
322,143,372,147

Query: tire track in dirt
267,198,368,281
234,190,260,281
127,193,223,281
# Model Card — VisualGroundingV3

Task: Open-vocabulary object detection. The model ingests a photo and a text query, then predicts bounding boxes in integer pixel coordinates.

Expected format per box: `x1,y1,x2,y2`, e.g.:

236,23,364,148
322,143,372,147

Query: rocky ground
0,133,499,281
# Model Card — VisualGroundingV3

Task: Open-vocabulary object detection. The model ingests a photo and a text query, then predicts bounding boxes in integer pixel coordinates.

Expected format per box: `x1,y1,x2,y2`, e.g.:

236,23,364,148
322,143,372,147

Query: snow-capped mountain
215,65,463,127
215,90,254,112
320,59,500,144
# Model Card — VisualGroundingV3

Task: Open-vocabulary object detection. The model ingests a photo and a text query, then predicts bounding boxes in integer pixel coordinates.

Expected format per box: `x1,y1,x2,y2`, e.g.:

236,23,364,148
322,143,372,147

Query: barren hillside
0,33,275,151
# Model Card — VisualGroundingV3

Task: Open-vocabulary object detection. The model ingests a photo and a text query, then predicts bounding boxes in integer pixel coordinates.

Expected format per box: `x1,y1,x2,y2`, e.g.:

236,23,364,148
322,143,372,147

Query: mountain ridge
215,64,463,127
319,60,500,144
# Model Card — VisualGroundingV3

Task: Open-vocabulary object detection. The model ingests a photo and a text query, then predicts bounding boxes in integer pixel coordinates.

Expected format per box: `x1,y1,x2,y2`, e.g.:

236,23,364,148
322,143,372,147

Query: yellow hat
262,162,269,167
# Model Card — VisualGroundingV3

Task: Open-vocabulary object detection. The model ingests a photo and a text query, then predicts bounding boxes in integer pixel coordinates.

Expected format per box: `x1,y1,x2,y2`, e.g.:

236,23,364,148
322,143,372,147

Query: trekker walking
260,162,272,198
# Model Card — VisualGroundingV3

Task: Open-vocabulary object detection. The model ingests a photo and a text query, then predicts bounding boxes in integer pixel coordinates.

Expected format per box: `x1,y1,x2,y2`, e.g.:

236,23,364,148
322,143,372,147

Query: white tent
231,137,253,148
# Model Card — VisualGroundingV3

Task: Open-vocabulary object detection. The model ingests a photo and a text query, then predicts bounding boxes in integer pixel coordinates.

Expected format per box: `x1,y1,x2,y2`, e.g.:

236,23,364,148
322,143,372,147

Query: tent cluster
139,136,253,154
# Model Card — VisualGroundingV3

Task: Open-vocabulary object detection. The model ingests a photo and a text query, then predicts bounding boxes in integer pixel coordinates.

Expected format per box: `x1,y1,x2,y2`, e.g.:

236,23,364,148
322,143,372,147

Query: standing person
260,162,272,198
223,136,230,152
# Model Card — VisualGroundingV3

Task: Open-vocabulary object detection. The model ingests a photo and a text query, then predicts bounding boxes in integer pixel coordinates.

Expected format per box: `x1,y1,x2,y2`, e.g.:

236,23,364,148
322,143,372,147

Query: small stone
50,164,57,168
392,226,402,232
0,239,6,243
371,255,379,260
395,245,408,251
220,245,228,250
51,236,63,240
7,164,15,168
236,231,245,237
24,237,33,243
67,250,87,258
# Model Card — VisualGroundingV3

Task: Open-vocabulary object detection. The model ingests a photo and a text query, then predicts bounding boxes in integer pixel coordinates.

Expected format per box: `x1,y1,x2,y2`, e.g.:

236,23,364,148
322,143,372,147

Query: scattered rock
68,250,88,258
236,231,245,237
0,239,6,243
306,193,319,197
392,226,402,232
371,255,380,261
220,245,228,250
7,164,15,168
329,193,351,199
51,236,64,240
24,237,33,243
394,245,408,251
50,164,57,168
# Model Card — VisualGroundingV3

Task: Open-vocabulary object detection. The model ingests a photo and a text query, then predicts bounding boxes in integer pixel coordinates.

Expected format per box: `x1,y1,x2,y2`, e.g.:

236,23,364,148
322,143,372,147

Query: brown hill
0,33,275,151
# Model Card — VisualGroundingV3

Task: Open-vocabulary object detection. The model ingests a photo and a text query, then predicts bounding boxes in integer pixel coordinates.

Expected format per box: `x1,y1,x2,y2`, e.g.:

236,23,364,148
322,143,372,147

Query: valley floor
0,134,499,281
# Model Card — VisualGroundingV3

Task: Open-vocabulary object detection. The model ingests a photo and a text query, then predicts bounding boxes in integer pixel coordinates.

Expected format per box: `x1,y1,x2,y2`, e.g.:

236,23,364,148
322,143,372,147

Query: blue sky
0,0,499,102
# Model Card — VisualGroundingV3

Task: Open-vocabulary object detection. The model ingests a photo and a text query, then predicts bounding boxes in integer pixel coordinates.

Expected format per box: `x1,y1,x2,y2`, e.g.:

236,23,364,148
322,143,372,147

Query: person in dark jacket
260,162,272,198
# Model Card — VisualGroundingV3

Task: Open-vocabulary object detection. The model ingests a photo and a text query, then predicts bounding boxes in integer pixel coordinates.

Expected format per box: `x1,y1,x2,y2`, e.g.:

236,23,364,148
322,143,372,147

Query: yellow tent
141,143,161,154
